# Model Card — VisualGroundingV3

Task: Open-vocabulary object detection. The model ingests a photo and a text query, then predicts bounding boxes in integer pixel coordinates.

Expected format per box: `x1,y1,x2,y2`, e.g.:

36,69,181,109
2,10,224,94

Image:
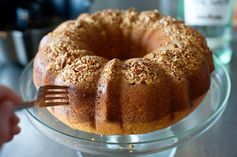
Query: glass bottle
178,0,235,64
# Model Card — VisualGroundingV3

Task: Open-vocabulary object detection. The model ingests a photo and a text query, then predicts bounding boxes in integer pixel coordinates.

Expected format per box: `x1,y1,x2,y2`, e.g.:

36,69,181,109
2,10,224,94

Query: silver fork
16,85,69,110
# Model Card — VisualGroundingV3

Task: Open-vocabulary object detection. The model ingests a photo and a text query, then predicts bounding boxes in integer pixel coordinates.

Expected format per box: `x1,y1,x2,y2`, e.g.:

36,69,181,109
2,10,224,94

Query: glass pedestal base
77,147,176,157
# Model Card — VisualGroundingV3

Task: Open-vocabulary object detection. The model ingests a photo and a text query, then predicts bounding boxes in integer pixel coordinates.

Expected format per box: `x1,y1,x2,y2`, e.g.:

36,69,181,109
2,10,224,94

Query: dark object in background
0,0,51,30
0,0,93,65
15,0,48,30
51,0,93,19
0,0,17,30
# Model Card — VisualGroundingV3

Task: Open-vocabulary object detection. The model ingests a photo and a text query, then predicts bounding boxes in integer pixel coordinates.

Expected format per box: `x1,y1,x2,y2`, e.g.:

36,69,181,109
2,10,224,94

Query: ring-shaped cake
33,9,214,134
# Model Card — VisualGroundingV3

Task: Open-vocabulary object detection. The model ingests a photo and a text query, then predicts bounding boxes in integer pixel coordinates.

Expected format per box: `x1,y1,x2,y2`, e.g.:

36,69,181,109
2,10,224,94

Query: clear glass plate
19,59,231,156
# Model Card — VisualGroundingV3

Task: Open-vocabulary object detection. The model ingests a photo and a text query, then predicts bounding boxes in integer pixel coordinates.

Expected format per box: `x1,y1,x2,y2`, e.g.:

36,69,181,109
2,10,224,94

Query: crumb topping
143,23,211,81
38,8,211,85
60,56,107,84
122,58,160,84
101,59,121,80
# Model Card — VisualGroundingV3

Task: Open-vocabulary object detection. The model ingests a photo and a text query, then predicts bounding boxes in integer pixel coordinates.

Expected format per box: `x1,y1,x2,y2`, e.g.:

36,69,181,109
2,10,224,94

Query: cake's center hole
86,29,155,60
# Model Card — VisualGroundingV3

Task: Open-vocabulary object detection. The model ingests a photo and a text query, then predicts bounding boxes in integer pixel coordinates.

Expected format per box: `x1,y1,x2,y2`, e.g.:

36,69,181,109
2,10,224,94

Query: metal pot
0,28,51,65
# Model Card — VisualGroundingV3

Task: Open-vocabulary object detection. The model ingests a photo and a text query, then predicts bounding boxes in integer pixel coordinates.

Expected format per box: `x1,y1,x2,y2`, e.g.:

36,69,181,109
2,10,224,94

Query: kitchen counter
0,44,237,157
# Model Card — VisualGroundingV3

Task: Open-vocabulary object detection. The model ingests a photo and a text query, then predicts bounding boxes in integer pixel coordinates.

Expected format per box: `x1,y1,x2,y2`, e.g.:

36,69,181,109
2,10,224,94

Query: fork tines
42,85,68,89
38,85,69,107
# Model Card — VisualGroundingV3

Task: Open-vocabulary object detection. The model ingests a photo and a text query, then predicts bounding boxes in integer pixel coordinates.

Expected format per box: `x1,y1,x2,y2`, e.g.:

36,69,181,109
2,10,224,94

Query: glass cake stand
19,59,231,157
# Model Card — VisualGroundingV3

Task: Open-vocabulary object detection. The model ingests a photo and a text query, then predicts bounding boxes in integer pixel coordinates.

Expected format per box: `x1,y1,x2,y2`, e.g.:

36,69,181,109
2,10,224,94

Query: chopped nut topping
122,59,161,84
60,56,107,84
38,9,211,85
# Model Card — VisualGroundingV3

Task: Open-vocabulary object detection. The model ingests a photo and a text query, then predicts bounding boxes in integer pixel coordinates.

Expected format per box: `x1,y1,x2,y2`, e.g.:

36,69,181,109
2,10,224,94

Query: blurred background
1,0,237,157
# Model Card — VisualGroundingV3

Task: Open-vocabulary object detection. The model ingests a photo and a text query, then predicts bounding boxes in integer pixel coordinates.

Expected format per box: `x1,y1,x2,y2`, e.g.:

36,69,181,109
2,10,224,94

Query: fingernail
12,126,21,135
6,134,13,142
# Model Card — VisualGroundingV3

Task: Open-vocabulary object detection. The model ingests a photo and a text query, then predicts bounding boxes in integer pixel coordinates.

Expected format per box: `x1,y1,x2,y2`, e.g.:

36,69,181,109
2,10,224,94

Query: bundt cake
33,9,214,135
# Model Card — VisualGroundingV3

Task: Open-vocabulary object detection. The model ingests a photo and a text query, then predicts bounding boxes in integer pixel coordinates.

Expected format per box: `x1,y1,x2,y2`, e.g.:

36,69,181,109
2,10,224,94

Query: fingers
0,86,22,146
5,134,14,142
11,125,21,135
10,113,21,135
0,101,13,144
0,86,22,105
11,114,20,125
5,126,21,142
4,113,21,143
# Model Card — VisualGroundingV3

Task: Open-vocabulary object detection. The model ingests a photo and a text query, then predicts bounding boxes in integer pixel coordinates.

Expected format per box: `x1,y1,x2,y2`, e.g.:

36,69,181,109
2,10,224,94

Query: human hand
0,86,22,147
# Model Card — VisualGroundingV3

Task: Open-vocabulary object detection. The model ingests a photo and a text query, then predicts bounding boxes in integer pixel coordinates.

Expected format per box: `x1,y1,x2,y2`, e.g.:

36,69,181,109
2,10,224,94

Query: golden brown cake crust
48,93,206,134
33,9,214,135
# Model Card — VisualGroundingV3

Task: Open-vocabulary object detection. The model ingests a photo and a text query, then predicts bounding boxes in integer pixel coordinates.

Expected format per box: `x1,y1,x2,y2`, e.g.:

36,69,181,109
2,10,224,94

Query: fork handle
15,101,36,111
